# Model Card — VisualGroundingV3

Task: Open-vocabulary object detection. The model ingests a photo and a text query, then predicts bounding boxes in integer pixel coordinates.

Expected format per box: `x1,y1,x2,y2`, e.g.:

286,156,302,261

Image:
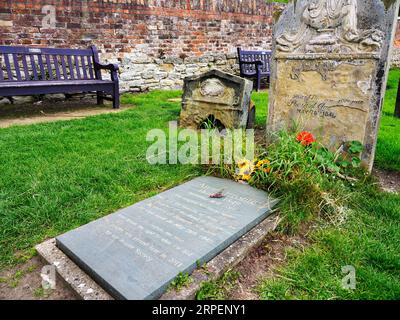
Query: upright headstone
268,0,399,171
180,69,254,129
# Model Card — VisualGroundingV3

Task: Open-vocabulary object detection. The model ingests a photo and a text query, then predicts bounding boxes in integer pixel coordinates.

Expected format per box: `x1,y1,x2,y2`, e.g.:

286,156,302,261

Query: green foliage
196,270,240,300
34,287,51,298
207,129,366,233
169,272,192,291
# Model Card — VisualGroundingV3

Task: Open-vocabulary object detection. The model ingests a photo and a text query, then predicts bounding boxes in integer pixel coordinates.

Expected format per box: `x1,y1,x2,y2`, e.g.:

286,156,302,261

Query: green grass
252,89,269,127
0,90,202,268
258,185,400,300
196,270,241,300
375,68,400,171
0,71,399,301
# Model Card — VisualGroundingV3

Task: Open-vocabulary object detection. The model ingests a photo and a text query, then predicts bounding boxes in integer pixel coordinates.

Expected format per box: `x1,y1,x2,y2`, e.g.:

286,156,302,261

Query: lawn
0,71,399,300
258,185,400,299
0,91,202,268
376,68,400,171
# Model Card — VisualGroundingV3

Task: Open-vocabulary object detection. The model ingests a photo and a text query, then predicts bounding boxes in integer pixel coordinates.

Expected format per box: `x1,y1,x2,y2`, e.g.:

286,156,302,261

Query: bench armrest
94,62,119,72
94,62,119,82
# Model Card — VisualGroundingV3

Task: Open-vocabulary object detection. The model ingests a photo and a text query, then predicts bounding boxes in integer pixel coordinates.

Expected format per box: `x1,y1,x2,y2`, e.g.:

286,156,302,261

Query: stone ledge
36,239,113,301
36,213,280,300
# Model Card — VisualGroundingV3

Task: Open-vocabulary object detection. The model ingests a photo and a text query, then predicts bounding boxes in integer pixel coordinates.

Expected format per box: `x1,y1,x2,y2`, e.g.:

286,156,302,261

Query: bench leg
113,88,120,109
256,76,261,92
97,91,104,105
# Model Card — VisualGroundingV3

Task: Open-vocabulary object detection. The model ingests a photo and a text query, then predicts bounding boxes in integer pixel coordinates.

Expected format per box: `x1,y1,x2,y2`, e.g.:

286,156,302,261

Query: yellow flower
256,159,270,168
238,159,253,169
235,159,254,181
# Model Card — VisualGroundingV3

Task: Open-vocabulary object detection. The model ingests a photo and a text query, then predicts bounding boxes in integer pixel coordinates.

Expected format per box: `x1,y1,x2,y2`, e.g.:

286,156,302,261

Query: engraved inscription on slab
56,177,278,300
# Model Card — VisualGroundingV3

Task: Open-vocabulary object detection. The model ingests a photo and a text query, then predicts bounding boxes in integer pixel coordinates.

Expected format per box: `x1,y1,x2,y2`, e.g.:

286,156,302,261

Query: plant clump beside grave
206,128,367,233
169,272,192,292
196,270,241,300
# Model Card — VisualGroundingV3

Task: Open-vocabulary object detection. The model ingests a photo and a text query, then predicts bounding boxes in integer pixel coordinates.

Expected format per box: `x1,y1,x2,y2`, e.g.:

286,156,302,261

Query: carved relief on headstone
268,0,400,171
276,0,385,54
180,69,254,129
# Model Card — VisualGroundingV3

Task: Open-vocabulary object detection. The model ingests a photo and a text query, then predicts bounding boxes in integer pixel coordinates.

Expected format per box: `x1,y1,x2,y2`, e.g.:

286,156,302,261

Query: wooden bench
237,48,272,91
0,45,120,109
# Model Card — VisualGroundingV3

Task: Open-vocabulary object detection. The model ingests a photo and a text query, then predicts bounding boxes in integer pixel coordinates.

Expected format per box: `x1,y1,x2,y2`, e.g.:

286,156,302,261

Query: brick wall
0,0,281,92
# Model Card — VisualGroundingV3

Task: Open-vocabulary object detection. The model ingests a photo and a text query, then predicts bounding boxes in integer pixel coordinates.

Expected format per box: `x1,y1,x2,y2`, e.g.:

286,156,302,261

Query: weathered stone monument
268,0,400,171
180,69,254,129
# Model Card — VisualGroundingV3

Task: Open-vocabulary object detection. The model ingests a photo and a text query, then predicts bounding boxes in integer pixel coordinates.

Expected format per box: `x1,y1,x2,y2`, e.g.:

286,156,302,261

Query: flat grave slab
56,176,278,300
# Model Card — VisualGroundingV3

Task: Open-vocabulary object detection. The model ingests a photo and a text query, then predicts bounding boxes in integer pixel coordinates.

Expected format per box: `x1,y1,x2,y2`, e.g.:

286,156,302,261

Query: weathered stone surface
56,176,278,300
180,69,254,129
268,0,400,171
36,239,113,301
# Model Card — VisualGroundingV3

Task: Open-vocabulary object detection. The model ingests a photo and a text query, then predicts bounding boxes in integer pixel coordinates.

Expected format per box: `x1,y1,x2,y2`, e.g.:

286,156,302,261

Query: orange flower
296,131,316,146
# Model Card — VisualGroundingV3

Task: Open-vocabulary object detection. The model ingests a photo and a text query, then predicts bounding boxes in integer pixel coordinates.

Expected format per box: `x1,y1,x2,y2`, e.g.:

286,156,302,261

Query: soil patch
373,168,400,193
0,95,131,129
226,224,312,300
0,256,77,300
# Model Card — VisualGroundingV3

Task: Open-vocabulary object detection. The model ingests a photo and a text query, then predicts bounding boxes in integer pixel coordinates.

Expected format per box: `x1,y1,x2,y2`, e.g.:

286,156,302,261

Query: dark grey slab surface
56,176,278,300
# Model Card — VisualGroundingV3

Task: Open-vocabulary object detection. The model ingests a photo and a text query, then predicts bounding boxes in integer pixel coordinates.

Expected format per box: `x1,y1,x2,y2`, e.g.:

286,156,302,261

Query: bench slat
29,55,38,80
53,55,61,80
4,54,13,81
0,58,4,81
0,46,92,57
87,56,94,79
81,55,88,80
37,54,46,80
21,55,29,81
45,54,54,80
12,54,22,81
74,56,81,80
60,55,68,80
0,79,114,87
67,55,75,80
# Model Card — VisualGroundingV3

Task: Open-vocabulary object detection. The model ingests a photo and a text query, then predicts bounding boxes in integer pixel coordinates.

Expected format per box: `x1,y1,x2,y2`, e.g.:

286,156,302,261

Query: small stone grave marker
56,177,278,300
180,69,254,129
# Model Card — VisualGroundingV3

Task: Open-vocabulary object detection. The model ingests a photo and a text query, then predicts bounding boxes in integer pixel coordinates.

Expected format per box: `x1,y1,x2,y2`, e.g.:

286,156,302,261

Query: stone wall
0,0,283,92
